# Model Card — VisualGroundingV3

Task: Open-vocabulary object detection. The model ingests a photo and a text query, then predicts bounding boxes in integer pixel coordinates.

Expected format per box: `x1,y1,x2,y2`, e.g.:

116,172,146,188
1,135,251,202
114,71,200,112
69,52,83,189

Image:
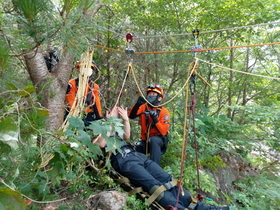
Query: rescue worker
94,106,230,210
65,61,102,126
129,83,170,165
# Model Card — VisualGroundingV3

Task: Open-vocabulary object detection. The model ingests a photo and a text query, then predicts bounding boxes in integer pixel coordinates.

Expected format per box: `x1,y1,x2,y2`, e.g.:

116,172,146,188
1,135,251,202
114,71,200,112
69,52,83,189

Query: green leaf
5,82,18,90
67,116,85,130
65,128,75,137
0,38,9,68
38,180,50,196
88,141,103,155
38,171,47,178
67,150,74,156
0,141,12,155
17,85,35,96
75,155,83,162
0,117,19,149
88,120,111,137
0,188,26,210
36,108,49,117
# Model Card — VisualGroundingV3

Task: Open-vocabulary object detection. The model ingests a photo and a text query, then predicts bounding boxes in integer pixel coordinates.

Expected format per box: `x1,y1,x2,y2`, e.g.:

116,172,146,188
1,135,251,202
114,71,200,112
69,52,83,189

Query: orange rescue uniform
130,103,170,141
65,78,102,118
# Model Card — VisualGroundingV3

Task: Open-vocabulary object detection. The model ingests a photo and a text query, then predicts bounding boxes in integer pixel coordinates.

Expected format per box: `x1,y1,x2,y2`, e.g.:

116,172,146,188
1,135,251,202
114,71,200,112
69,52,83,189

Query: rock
203,151,259,204
84,190,127,210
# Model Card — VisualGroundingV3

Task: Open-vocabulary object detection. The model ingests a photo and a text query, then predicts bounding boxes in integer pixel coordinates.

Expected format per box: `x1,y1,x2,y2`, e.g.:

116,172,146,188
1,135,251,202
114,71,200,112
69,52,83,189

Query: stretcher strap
128,187,144,195
115,176,130,184
147,180,178,204
112,172,177,210
187,194,198,210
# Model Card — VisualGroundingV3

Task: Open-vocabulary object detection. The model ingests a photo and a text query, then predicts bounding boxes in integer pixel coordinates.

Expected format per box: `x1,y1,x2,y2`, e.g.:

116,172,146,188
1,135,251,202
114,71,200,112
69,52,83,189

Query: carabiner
192,29,199,39
191,29,202,57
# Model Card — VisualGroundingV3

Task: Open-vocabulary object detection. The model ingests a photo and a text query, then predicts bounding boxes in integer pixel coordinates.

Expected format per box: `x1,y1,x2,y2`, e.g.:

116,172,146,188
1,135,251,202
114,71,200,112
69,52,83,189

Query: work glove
149,110,159,124
129,96,146,119
136,96,146,106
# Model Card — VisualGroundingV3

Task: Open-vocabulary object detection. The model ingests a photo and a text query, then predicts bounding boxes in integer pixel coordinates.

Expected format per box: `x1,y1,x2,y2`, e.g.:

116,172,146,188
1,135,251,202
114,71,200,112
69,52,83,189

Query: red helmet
75,61,98,71
146,83,164,98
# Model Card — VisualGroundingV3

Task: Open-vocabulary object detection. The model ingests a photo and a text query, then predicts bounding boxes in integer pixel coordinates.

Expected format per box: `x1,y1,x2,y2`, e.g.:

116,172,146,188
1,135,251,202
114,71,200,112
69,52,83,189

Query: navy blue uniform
111,145,221,210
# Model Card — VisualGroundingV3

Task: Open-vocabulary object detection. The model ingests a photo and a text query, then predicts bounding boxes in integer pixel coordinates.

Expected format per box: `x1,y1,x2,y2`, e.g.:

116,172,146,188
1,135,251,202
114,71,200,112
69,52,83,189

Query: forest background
0,0,279,209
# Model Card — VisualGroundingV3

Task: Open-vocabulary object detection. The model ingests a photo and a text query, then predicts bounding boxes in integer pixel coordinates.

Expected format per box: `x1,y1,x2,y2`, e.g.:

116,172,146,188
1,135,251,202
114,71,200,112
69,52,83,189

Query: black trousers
135,135,166,165
111,151,209,210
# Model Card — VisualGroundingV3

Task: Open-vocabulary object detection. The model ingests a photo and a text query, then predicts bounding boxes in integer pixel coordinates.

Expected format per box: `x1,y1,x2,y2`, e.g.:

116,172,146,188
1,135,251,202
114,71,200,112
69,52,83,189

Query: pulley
126,33,133,43
125,33,135,57
190,29,203,57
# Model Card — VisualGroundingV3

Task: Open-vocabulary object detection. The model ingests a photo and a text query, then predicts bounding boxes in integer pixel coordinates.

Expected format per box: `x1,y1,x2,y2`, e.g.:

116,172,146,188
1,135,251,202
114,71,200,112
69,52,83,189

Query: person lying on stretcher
93,106,231,210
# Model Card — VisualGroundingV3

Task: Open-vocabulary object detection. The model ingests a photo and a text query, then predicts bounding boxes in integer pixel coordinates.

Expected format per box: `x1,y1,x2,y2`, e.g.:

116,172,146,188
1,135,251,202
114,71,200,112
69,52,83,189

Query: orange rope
92,42,280,54
92,44,125,53
135,50,191,54
198,42,280,52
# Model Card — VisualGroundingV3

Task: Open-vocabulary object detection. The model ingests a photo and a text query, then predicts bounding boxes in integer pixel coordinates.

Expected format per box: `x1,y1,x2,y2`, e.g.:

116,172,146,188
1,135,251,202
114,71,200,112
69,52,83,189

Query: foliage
0,109,124,208
162,108,243,196
0,117,19,150
124,194,152,210
0,188,26,210
0,0,280,208
200,155,227,172
231,173,280,210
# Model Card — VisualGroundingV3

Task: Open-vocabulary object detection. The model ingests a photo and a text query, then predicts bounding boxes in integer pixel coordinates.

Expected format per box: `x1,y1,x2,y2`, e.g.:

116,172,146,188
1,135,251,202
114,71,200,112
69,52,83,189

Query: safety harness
142,105,169,155
144,105,162,138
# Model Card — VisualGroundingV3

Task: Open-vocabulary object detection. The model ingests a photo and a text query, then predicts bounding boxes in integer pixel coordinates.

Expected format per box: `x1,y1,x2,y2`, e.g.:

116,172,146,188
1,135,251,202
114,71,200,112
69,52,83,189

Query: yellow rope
61,49,94,131
196,57,280,80
178,62,193,191
112,63,131,109
129,61,198,107
73,51,94,117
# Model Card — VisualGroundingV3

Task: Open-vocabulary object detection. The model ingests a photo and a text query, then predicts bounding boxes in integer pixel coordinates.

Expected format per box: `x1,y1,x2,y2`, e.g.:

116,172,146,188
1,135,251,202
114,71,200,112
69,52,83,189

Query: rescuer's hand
149,110,159,123
136,96,146,106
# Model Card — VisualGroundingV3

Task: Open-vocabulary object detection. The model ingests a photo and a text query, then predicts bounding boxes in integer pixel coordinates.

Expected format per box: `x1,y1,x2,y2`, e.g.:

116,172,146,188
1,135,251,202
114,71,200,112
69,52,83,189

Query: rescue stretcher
110,170,198,210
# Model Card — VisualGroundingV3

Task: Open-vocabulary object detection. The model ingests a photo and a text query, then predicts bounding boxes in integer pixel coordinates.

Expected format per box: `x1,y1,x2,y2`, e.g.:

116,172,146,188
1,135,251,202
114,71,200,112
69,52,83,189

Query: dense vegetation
0,0,279,209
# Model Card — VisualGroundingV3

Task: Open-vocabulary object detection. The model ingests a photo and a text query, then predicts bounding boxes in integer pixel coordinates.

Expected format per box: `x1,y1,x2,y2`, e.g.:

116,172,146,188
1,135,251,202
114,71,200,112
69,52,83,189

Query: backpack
44,50,59,72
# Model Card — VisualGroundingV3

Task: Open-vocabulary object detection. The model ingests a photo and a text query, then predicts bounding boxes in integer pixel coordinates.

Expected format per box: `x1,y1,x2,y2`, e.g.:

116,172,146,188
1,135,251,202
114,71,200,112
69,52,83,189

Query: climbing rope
196,57,280,80
134,41,280,54
129,62,197,108
189,64,202,195
92,41,280,55
112,62,131,108
61,49,95,131
175,61,199,207
89,27,279,209
132,20,280,39
97,21,279,40
175,31,208,208
189,34,201,195
175,60,208,208
189,82,201,195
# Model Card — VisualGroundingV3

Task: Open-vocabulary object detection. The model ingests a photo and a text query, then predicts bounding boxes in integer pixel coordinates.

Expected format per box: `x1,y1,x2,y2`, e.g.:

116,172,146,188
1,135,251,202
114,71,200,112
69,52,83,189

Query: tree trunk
24,48,74,142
